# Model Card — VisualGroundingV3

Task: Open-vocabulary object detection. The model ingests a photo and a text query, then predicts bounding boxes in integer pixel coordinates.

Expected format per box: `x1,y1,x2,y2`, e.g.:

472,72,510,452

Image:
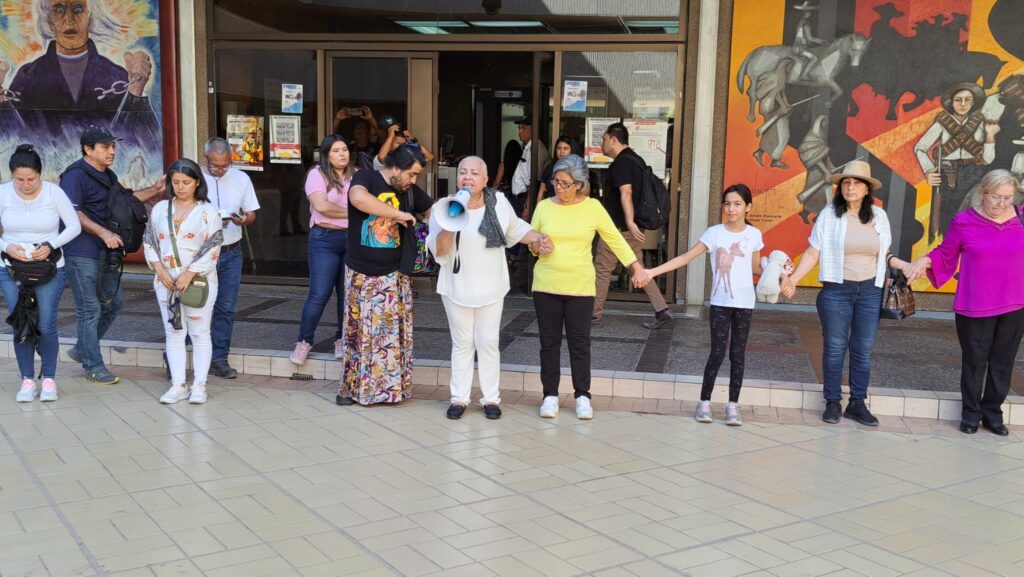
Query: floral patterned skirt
337,269,414,405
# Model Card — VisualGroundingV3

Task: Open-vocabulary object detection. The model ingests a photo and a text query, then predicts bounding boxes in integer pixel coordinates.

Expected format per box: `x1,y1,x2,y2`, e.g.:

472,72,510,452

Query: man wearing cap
61,125,164,385
202,137,260,379
914,82,999,238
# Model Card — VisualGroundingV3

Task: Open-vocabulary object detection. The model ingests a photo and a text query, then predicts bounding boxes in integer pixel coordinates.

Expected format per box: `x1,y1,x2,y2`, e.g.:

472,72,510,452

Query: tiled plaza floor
2,362,1024,577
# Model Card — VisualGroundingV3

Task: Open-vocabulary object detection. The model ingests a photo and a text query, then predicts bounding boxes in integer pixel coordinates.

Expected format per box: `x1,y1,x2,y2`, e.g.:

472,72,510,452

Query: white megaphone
434,188,472,232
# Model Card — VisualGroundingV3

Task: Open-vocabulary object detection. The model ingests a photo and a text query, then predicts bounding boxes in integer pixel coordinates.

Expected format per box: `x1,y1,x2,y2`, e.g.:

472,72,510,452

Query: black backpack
62,166,149,253
623,153,671,231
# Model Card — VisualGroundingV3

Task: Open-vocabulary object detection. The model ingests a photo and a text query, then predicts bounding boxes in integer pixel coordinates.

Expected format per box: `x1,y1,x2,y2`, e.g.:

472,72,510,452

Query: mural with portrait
0,0,161,188
726,0,1024,292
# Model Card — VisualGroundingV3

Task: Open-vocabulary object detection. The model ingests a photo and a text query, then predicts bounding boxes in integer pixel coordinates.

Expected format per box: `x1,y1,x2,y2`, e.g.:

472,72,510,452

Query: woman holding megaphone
427,156,548,420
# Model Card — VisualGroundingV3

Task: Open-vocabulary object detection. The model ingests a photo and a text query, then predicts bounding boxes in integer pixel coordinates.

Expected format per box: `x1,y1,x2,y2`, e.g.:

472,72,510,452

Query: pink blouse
305,168,349,229
927,208,1024,318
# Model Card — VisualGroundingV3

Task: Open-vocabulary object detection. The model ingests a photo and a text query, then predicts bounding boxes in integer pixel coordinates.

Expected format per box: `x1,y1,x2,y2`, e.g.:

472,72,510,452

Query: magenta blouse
927,208,1024,318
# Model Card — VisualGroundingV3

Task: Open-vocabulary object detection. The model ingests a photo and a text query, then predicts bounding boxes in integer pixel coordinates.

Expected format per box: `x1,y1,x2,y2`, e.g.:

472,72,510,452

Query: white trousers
442,295,503,406
155,278,218,387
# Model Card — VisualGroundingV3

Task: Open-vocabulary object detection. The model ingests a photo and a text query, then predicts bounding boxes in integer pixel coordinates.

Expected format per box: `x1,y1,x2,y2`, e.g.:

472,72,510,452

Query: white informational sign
584,117,620,164
624,119,670,179
269,115,302,164
282,83,303,114
562,80,588,112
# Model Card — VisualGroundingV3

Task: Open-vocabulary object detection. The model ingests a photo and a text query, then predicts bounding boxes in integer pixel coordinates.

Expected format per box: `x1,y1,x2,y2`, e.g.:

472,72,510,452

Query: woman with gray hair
426,156,547,420
907,169,1024,436
529,154,649,419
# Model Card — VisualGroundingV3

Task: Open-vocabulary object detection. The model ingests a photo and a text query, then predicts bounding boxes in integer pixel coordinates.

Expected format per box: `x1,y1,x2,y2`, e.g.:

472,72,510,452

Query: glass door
327,53,438,196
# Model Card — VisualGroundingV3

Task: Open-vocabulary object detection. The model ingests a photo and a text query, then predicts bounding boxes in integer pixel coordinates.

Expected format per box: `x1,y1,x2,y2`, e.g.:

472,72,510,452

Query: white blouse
0,182,81,267
143,200,223,280
426,192,532,307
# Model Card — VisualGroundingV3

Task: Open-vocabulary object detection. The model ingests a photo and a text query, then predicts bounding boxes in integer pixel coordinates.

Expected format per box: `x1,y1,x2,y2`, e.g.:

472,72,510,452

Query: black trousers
701,305,753,403
955,308,1024,425
533,292,594,399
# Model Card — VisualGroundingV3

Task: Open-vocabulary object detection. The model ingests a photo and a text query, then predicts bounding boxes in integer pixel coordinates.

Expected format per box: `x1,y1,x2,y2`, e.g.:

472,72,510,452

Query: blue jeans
0,267,66,379
212,244,243,361
65,254,123,373
297,226,347,343
816,279,883,401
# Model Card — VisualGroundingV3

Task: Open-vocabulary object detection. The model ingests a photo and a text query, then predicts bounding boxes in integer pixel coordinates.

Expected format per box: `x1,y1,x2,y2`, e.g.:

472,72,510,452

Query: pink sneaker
16,378,36,403
334,339,344,359
40,378,58,402
290,340,312,365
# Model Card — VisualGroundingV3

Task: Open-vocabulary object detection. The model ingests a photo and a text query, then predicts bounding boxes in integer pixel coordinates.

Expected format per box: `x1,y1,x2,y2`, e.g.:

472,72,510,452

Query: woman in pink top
908,169,1024,436
291,135,354,364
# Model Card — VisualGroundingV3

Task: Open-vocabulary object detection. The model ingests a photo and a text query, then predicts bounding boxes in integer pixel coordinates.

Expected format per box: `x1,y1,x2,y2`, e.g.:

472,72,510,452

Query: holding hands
780,275,797,299
632,268,652,289
532,234,555,255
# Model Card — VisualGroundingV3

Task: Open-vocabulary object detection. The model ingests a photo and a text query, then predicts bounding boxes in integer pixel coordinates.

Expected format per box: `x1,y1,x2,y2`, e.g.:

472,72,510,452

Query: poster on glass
226,115,264,171
269,115,301,164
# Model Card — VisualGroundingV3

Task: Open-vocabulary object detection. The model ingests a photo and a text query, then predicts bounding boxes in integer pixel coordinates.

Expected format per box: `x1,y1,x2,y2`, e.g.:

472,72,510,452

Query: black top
498,139,523,189
604,147,645,231
58,158,121,259
540,162,556,199
346,169,433,276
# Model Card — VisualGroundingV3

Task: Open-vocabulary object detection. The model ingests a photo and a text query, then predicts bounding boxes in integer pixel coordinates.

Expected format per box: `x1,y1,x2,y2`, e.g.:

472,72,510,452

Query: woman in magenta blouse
908,169,1024,436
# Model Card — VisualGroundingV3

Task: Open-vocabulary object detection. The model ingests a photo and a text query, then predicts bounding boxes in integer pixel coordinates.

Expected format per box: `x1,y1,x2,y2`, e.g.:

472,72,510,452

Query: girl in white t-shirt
641,184,782,425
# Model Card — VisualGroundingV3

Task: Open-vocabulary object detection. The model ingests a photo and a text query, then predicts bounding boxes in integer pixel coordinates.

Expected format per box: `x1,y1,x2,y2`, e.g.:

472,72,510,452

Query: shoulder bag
167,203,209,308
881,253,915,320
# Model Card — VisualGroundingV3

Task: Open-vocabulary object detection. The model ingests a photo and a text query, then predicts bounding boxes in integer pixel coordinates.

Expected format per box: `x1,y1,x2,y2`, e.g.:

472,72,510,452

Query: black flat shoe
484,404,502,420
983,421,1009,437
446,404,466,420
822,400,842,424
959,421,978,434
336,395,355,406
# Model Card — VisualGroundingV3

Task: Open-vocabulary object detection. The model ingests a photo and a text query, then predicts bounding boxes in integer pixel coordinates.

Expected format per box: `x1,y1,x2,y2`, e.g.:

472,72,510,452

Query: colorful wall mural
0,0,162,189
726,0,1024,292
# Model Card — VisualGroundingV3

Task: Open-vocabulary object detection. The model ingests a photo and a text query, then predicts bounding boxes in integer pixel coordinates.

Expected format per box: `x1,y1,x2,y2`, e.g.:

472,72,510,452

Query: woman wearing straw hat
782,160,917,425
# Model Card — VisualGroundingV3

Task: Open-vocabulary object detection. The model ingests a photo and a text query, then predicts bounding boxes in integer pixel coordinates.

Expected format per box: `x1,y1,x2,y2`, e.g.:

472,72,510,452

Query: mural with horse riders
726,0,1024,292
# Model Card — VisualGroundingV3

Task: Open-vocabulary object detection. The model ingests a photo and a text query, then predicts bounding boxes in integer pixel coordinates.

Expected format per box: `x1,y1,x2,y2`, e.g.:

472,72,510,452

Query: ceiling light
469,20,544,27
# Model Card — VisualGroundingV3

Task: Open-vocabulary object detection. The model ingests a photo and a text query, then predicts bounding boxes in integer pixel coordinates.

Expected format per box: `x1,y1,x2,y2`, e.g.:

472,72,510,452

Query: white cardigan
143,200,223,280
808,204,891,288
426,192,532,307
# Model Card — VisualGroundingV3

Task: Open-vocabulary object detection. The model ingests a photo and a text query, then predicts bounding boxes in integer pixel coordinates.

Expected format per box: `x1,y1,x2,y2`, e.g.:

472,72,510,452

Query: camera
345,107,364,117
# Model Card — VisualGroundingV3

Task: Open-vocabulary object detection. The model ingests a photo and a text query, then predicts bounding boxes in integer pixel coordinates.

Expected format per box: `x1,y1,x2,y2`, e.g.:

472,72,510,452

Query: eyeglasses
553,180,576,190
987,194,1015,205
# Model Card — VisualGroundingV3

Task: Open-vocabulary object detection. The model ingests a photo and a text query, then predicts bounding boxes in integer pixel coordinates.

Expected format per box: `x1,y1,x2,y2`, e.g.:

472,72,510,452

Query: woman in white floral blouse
143,159,224,404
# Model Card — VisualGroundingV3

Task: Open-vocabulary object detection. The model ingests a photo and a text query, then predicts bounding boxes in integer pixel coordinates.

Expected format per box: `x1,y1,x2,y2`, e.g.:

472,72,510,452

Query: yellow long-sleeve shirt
530,197,638,296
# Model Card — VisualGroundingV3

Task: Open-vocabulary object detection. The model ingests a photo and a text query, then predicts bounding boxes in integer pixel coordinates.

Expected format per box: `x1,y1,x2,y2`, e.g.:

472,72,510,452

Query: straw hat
829,160,882,191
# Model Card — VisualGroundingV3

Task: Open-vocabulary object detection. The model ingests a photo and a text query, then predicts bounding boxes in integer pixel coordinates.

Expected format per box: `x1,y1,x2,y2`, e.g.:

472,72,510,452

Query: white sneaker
160,384,190,404
189,383,208,404
539,396,559,418
15,378,36,403
725,402,743,426
575,396,594,420
39,378,58,402
290,340,312,365
695,400,713,423
334,339,344,359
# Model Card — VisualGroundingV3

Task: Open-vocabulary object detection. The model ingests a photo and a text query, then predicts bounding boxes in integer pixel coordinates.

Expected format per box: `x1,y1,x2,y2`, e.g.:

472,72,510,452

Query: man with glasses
202,137,260,379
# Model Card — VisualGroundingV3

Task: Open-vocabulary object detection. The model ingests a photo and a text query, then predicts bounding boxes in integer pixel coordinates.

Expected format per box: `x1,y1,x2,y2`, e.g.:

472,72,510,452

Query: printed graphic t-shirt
699,224,764,309
346,168,433,276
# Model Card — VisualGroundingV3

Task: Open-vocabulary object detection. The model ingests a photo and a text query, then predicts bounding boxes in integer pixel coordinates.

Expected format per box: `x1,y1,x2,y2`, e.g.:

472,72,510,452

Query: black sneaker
643,309,674,330
209,360,238,379
843,399,879,426
484,404,502,420
336,395,355,406
446,404,466,420
822,400,842,424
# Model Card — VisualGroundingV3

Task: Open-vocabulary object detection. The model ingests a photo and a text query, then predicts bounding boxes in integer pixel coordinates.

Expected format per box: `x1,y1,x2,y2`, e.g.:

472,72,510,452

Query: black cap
514,115,532,125
80,125,122,147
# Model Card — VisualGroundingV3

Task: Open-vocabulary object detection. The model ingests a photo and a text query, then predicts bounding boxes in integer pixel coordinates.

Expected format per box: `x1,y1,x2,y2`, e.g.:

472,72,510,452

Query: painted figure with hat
782,159,918,427
914,82,1000,240
792,1,825,82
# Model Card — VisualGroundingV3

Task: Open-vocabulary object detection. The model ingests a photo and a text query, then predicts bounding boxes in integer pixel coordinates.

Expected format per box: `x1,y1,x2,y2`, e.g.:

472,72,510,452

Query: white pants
155,278,218,387
442,295,503,406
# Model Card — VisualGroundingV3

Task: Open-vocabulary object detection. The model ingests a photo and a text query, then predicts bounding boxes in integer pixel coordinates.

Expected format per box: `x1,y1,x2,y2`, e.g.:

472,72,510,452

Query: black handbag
2,246,61,286
881,258,915,320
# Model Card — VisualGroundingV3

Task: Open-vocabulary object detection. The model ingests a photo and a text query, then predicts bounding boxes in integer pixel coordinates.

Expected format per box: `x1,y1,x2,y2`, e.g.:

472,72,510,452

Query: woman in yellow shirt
530,155,649,419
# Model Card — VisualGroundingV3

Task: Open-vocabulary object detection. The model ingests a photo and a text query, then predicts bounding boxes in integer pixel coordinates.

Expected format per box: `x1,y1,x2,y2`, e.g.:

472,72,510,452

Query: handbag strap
452,232,461,275
166,201,183,271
